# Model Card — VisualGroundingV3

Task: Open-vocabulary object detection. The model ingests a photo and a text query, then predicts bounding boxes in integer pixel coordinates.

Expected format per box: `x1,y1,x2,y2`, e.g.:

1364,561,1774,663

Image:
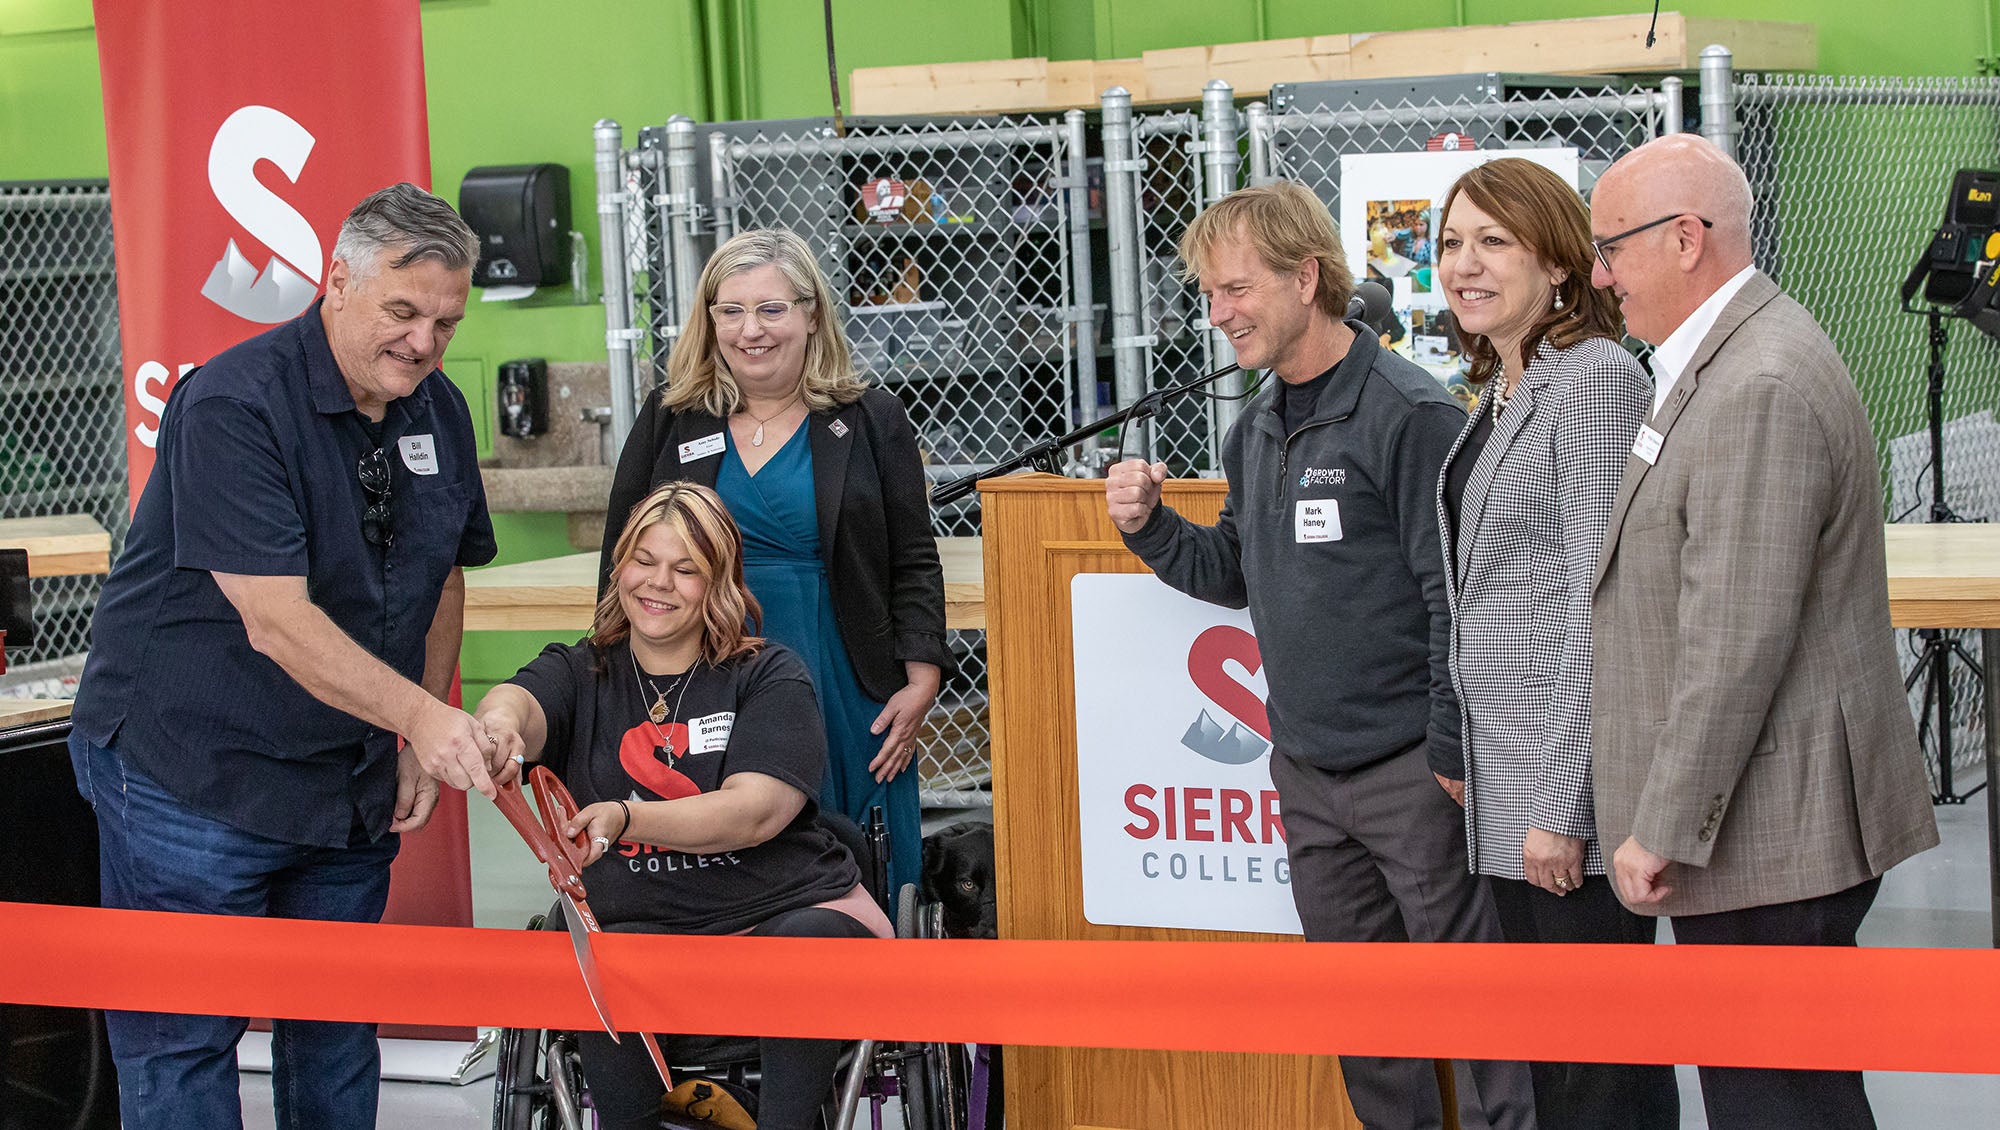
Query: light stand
1901,310,1986,804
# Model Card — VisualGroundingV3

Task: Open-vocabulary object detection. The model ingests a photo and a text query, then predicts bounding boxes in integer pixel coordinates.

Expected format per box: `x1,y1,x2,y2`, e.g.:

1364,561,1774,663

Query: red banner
92,0,472,1042
93,0,433,501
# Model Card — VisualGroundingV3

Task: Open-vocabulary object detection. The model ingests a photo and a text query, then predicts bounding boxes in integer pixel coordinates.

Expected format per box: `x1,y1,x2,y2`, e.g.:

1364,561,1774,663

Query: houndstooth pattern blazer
1435,335,1650,880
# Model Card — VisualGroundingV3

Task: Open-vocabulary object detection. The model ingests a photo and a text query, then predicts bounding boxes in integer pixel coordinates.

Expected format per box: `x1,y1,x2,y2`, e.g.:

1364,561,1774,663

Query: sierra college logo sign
1071,573,1301,935
1180,625,1270,764
201,105,324,323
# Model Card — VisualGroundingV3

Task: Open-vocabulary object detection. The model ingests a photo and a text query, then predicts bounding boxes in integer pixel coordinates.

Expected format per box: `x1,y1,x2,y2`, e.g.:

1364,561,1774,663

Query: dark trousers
70,734,396,1130
1486,876,1679,1130
578,905,877,1130
1670,878,1883,1130
1271,744,1536,1130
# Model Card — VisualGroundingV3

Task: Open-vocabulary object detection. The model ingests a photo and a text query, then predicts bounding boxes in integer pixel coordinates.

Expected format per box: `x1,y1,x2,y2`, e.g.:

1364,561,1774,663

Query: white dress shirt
1648,264,1757,417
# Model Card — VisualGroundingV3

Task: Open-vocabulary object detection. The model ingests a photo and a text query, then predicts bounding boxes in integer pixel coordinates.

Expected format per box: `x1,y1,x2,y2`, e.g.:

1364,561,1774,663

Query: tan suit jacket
1590,271,1938,917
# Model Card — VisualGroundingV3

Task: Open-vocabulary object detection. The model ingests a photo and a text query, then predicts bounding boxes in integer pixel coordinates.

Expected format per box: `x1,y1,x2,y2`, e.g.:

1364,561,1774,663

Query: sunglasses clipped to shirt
358,447,393,548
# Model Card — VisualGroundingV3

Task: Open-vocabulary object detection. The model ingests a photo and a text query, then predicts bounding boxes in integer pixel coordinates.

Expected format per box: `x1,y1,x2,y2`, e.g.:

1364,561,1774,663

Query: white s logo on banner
199,105,323,324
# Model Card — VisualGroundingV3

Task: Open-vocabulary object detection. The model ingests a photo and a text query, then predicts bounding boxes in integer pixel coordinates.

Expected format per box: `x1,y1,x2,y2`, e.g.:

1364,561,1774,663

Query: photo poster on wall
1338,149,1579,408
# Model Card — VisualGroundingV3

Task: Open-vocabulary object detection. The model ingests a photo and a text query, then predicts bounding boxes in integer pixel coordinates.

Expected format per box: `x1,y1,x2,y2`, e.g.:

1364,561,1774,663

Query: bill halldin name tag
679,432,725,463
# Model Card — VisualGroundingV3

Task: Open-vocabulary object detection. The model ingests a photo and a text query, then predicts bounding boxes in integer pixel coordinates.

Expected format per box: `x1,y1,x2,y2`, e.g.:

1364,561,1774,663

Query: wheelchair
490,813,970,1130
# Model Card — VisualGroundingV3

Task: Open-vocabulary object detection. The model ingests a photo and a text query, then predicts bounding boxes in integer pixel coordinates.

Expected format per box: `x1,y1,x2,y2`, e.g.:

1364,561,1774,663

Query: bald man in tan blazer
1585,135,1937,1129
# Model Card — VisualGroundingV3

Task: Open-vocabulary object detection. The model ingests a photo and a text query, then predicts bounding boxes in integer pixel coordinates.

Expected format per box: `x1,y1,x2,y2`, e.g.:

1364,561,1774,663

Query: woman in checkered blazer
1432,157,1677,1130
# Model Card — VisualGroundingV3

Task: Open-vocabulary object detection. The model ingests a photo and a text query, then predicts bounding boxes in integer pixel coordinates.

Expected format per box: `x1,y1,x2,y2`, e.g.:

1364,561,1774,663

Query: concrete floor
236,801,1999,1129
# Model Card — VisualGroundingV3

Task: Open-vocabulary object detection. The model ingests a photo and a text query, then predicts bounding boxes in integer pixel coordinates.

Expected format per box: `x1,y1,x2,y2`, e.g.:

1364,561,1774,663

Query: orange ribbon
6,901,2000,1072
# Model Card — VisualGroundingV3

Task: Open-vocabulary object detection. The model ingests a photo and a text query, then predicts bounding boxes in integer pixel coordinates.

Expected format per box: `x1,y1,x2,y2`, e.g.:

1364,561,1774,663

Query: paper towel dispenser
459,163,571,288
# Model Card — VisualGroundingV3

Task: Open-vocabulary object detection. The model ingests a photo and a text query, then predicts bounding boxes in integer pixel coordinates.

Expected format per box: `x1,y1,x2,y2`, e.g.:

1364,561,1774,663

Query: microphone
1346,279,1393,334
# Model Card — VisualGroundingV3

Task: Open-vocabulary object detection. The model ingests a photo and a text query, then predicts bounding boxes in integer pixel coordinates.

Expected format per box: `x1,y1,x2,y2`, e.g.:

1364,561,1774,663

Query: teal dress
716,425,921,898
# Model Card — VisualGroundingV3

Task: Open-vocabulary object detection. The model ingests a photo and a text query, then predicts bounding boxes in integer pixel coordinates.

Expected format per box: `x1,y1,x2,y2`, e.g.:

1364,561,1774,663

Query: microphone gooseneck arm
931,362,1244,506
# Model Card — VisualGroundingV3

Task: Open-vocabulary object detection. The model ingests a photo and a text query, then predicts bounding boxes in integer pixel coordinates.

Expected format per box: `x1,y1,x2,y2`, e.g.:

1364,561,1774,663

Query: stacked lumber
848,12,1816,115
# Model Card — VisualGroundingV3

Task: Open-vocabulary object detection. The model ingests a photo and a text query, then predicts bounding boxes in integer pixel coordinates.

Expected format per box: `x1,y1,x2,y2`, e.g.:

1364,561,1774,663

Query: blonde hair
1178,181,1355,323
662,228,869,416
593,482,763,665
1439,158,1625,385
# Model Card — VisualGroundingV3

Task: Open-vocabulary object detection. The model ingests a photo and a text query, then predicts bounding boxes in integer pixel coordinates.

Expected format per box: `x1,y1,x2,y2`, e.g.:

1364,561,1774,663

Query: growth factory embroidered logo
1298,467,1346,488
1179,625,1272,765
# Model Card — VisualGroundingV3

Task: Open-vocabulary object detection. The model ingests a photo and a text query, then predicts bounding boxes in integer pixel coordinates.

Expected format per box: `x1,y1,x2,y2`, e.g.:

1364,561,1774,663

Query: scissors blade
639,1032,673,1091
559,891,622,1042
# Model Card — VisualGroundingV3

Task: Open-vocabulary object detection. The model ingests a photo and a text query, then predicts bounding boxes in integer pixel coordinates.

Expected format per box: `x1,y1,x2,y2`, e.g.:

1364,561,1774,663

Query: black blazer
599,386,948,703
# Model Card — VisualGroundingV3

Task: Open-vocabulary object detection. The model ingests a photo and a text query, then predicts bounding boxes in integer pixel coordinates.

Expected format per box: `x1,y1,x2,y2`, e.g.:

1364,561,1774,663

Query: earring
1552,290,1565,311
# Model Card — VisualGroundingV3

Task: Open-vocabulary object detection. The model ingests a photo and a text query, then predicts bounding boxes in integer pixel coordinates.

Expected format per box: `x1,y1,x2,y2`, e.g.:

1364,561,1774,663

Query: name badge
1632,424,1665,466
678,432,726,463
1295,499,1341,543
396,433,439,475
688,711,734,755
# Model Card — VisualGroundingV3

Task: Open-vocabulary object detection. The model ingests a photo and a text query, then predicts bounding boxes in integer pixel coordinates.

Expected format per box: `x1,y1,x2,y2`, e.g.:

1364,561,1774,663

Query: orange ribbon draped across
6,901,1998,1073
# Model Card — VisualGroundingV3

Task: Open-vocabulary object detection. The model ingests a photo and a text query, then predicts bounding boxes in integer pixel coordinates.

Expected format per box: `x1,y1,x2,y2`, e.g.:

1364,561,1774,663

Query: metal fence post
594,119,638,445
664,115,704,326
708,128,736,243
1699,45,1738,159
1063,108,1099,437
1661,76,1685,136
1245,101,1274,186
1200,81,1245,443
1101,86,1151,459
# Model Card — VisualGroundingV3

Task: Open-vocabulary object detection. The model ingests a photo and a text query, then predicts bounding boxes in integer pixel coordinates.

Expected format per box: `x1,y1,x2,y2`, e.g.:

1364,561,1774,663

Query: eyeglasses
708,297,814,328
358,447,393,548
1593,214,1714,274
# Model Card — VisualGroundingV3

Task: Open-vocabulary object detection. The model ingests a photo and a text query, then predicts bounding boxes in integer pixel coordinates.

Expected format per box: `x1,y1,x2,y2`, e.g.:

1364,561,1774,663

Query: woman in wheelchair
478,481,894,1130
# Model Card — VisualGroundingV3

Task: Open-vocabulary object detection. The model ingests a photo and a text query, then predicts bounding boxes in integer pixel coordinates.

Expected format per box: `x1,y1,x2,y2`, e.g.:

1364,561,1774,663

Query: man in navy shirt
69,183,501,1130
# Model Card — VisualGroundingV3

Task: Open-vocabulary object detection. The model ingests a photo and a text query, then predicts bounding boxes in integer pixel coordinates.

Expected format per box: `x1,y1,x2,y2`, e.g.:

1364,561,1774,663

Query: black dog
921,821,997,940
921,820,1002,1127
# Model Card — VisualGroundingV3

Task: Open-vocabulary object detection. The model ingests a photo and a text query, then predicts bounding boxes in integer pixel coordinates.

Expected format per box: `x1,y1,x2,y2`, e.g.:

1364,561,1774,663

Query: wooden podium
980,474,1374,1130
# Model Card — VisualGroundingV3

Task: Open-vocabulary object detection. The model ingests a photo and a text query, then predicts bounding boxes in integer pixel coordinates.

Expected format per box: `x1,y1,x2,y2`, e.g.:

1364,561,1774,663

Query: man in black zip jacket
1106,182,1534,1130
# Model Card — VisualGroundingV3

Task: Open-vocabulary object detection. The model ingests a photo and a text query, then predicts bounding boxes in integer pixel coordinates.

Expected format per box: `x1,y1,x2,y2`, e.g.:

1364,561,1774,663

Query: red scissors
491,765,673,1090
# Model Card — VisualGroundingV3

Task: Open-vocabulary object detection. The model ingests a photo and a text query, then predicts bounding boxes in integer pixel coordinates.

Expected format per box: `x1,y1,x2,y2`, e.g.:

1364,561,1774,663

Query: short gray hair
331,182,479,279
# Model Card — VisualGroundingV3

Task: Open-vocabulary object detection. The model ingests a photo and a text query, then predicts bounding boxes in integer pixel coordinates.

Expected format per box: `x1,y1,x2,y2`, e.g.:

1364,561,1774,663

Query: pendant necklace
630,649,695,765
743,392,801,447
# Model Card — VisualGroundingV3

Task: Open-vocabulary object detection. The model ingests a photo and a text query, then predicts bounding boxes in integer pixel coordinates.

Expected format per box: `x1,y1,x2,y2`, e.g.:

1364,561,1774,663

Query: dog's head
921,821,998,939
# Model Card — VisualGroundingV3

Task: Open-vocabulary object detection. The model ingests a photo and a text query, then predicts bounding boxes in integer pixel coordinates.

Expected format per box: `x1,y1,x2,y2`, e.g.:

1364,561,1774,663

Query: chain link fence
0,180,125,692
602,113,1095,805
1735,73,2000,795
593,65,2000,807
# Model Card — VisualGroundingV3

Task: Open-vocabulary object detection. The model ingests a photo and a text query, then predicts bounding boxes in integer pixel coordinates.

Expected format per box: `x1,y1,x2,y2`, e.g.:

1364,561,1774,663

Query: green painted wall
2,0,1991,695
1092,0,1994,77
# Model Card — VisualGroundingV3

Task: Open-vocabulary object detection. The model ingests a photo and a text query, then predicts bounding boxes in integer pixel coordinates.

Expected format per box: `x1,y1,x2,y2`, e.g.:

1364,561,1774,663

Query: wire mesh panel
1246,82,1670,393
1257,84,1669,231
0,181,125,689
1736,74,2000,794
1122,110,1227,475
614,115,1088,806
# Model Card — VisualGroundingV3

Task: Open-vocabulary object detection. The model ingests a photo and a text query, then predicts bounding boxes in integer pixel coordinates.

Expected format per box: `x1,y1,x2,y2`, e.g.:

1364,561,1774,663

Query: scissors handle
529,766,595,874
492,775,588,898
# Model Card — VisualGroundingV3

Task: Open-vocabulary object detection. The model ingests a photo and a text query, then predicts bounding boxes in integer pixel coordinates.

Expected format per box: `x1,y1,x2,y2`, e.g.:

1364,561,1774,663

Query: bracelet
613,799,632,843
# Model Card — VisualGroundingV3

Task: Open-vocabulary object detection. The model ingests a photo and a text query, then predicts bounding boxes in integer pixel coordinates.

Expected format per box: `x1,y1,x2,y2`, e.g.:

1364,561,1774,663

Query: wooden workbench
1884,523,2000,628
466,524,1997,636
0,515,111,577
465,536,985,632
0,699,72,729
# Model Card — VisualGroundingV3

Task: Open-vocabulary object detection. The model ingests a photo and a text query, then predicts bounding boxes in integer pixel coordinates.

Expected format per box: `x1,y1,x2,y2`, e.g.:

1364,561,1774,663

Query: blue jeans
69,733,399,1130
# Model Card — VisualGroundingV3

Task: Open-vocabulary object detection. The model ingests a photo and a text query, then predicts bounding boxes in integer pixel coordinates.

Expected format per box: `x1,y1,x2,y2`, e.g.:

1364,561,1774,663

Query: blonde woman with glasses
600,228,946,899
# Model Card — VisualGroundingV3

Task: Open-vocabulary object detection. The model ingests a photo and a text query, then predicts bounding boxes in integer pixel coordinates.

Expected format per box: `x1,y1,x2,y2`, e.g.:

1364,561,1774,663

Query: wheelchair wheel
491,1023,589,1130
891,885,971,1130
